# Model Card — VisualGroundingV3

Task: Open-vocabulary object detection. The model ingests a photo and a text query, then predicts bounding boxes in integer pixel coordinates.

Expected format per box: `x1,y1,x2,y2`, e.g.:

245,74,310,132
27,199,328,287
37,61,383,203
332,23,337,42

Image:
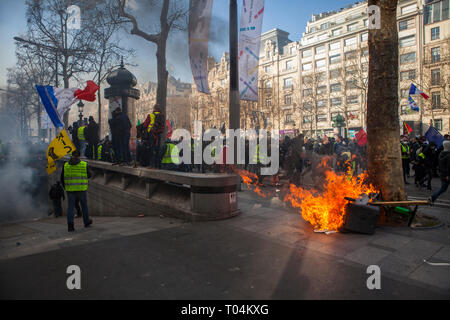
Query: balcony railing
423,54,450,65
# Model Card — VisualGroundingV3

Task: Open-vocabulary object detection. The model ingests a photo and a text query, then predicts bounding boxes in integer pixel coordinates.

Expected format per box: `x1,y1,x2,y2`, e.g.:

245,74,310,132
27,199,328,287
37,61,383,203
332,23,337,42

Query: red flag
404,122,413,134
355,129,367,147
166,120,173,139
74,81,99,102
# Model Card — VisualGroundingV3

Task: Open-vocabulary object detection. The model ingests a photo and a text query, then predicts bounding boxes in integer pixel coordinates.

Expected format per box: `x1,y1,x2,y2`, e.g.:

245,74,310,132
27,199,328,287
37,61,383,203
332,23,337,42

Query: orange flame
237,169,269,198
285,170,376,231
237,163,377,231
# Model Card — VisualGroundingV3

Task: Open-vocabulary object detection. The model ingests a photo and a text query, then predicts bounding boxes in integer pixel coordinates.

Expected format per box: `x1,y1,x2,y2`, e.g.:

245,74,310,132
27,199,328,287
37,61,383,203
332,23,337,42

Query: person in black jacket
422,142,436,190
49,181,65,217
430,141,450,203
86,116,100,160
71,122,80,152
109,108,121,164
115,108,132,166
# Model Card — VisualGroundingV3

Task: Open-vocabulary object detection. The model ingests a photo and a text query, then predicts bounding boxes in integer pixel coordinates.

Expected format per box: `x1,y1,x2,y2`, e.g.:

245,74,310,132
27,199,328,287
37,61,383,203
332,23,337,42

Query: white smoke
0,117,49,223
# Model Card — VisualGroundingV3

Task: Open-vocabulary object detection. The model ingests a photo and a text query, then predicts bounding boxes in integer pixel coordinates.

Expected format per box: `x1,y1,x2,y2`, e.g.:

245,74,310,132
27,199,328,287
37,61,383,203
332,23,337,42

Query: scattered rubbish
138,214,145,218
252,204,262,210
314,229,337,235
65,238,73,241
424,259,450,266
228,267,241,272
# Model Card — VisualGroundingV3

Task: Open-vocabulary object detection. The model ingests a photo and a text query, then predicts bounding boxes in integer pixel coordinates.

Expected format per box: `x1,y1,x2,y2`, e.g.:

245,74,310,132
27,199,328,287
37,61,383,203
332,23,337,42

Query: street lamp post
78,100,85,125
229,0,240,131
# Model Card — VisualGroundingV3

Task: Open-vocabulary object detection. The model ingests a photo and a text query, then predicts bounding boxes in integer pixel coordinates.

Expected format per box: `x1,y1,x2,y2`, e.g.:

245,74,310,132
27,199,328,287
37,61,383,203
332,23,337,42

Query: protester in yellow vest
401,138,411,184
143,105,166,168
77,120,87,158
97,144,103,161
61,150,92,232
161,140,181,171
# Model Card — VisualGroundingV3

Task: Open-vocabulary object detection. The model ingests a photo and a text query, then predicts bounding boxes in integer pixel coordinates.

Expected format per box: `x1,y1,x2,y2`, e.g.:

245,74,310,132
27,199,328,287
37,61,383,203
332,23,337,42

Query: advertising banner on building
189,0,214,94
239,0,265,101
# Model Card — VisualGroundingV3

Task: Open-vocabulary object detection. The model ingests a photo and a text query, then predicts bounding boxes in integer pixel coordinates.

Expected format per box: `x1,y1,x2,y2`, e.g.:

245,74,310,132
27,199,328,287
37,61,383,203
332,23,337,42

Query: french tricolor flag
36,81,99,128
409,83,429,100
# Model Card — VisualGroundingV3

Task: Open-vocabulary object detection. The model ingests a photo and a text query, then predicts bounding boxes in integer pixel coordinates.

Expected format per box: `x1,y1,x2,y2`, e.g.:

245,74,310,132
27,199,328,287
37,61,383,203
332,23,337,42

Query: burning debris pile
238,163,377,232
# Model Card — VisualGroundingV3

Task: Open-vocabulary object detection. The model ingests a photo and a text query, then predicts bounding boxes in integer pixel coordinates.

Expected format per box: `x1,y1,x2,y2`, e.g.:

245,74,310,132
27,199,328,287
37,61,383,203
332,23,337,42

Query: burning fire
237,163,376,231
237,169,269,198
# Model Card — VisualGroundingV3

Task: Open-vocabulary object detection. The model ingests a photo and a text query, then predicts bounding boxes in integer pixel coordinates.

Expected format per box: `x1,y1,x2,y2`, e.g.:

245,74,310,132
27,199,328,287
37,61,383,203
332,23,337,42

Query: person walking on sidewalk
430,140,450,204
61,150,93,232
48,181,65,218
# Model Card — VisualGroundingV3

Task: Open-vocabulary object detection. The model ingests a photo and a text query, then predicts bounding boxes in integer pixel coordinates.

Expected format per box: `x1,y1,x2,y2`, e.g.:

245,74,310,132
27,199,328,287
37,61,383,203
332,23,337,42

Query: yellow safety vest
253,145,265,164
401,144,410,159
97,145,103,160
78,126,86,141
147,112,161,133
64,161,88,192
162,144,180,164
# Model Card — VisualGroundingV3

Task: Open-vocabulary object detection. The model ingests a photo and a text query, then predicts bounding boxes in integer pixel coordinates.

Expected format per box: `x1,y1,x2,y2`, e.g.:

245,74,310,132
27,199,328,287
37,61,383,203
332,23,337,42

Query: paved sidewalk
404,176,450,208
0,188,449,299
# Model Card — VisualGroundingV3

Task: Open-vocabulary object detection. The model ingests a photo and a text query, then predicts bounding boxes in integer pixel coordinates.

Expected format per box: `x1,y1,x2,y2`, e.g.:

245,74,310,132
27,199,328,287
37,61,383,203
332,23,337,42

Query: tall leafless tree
87,0,135,136
118,0,187,141
24,0,102,127
7,43,54,139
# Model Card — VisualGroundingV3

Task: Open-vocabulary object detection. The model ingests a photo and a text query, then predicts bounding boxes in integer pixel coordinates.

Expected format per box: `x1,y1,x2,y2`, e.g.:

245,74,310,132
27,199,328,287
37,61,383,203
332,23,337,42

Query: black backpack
152,113,166,134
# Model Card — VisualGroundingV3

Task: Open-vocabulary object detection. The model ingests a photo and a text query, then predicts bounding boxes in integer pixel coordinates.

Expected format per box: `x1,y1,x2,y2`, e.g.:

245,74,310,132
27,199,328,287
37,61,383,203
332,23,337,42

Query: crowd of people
400,134,450,203
61,104,450,206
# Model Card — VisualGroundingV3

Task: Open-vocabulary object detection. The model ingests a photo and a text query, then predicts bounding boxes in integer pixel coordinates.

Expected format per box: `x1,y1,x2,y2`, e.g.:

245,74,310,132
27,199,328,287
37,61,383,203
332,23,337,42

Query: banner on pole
239,0,265,102
189,0,214,94
46,129,76,175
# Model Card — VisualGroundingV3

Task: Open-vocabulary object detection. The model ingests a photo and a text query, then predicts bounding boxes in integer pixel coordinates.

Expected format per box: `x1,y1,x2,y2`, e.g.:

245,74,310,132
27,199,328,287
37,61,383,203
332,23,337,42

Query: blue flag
425,126,445,148
408,96,420,112
35,85,64,128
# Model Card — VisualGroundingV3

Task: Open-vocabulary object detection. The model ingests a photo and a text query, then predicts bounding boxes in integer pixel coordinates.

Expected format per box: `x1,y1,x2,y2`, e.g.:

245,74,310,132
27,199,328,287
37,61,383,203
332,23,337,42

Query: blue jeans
432,178,449,202
52,199,63,217
67,191,90,226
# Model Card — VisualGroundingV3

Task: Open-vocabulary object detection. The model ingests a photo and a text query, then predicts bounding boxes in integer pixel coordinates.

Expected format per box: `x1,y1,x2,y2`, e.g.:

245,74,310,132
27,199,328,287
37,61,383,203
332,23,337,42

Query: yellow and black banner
46,129,76,175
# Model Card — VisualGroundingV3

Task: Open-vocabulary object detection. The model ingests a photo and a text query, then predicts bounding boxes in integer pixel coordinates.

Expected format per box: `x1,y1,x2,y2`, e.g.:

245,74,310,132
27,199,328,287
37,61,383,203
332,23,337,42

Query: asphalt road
0,223,447,300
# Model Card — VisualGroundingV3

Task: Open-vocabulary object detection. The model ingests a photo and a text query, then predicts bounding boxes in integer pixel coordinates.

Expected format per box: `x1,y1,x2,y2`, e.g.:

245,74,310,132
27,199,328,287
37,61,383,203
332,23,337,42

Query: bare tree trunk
367,0,406,201
156,42,168,116
97,88,102,135
63,55,70,128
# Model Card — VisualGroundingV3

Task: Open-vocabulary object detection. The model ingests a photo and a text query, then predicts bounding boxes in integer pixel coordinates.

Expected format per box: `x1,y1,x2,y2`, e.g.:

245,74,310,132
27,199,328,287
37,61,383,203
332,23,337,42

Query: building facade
135,76,192,132
191,0,450,137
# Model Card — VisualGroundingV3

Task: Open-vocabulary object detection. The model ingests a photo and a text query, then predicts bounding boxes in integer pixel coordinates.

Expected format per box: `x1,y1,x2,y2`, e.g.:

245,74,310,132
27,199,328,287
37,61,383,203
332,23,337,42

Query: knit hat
443,140,450,152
